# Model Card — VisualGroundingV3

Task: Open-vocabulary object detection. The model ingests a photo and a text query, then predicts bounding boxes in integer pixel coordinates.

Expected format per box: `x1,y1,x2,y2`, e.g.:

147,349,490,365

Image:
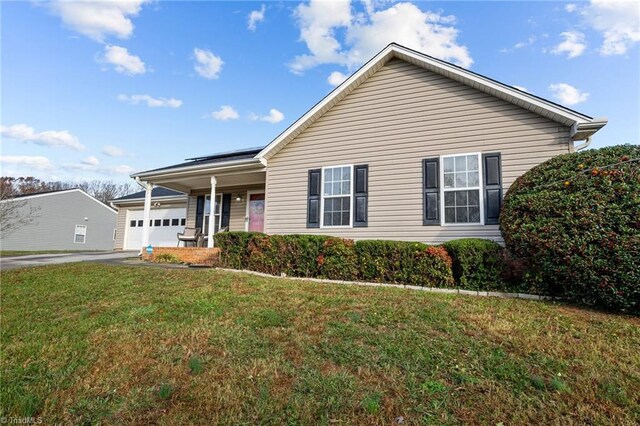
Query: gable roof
111,187,186,203
2,188,117,214
258,43,607,162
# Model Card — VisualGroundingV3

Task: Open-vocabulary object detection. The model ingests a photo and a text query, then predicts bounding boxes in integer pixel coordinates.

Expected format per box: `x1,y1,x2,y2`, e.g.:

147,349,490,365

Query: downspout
574,136,592,152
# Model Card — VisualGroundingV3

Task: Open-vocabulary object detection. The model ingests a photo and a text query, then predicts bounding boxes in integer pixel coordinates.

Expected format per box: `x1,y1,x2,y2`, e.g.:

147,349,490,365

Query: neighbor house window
162,219,170,227
204,194,222,234
171,218,179,226
130,220,136,227
322,165,352,227
74,225,87,244
180,218,186,226
441,153,482,225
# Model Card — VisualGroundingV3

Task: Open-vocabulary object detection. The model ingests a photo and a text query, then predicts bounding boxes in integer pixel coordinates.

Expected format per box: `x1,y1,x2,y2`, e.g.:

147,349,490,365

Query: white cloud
118,94,182,108
583,0,640,55
549,83,589,105
565,4,577,13
102,145,126,157
62,162,135,176
289,1,472,74
193,48,223,79
250,109,285,124
552,31,587,58
248,4,266,31
512,85,528,92
1,123,85,151
102,45,146,75
210,105,240,121
327,71,348,86
47,0,149,42
500,35,537,53
82,156,100,166
0,155,53,170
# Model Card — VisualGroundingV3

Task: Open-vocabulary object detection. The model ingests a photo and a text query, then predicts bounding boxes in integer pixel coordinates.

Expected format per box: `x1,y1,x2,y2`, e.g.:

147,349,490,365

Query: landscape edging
213,267,555,301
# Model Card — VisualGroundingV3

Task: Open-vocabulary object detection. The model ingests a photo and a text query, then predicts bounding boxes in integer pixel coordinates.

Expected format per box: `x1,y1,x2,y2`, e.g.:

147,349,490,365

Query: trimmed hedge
216,232,455,287
500,144,640,313
355,240,454,287
442,238,511,291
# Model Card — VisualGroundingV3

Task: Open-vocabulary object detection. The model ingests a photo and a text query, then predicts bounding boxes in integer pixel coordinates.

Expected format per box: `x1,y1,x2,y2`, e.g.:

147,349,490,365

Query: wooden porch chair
177,227,201,247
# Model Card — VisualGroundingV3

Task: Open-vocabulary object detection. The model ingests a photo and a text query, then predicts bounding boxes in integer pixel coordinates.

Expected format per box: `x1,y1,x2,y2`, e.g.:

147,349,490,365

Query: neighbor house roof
131,147,263,178
257,43,607,162
111,187,186,203
2,188,116,214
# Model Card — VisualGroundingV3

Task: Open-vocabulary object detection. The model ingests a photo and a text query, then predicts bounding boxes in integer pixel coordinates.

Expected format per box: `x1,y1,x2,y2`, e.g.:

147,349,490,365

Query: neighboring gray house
111,188,187,250
127,43,607,249
0,189,117,251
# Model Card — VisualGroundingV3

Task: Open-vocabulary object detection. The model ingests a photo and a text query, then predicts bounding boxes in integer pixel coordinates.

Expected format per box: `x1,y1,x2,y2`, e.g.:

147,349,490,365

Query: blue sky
2,0,639,183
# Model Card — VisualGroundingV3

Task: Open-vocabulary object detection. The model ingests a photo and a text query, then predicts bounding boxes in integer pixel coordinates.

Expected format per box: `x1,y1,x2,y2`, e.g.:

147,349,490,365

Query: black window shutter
195,195,205,230
423,158,440,225
483,152,502,225
307,169,321,228
221,194,231,228
353,164,368,227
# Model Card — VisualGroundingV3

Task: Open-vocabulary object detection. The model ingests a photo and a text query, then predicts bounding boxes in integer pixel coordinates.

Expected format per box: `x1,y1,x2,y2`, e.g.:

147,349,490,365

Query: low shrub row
216,232,519,291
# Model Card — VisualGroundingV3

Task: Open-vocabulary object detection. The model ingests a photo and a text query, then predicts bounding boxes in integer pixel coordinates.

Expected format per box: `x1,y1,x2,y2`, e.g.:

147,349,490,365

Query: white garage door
125,208,186,250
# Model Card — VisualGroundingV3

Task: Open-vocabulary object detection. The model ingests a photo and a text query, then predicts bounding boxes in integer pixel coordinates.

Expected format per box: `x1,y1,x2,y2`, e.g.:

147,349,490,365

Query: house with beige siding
127,43,606,251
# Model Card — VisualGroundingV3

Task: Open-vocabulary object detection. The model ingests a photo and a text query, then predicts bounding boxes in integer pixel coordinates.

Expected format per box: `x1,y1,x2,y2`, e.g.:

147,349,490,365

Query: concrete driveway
1,251,139,271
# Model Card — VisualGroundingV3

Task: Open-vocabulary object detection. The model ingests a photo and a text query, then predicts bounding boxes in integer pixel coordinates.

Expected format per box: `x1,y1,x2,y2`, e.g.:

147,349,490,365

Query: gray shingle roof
112,187,185,202
136,147,263,175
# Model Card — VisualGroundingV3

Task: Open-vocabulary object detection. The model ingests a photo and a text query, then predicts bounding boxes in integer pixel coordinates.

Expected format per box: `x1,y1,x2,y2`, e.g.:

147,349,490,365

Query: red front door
248,193,265,232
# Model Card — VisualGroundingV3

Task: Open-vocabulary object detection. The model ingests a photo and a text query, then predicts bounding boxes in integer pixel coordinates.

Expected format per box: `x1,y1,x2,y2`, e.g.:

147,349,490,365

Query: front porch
131,148,266,250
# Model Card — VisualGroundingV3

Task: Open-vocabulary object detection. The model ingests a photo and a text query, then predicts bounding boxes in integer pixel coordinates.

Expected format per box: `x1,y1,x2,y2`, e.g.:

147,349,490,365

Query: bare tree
0,178,41,238
0,177,136,206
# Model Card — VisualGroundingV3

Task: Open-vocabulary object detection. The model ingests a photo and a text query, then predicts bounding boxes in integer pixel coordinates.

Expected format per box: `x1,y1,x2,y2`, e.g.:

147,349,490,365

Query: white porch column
207,176,217,248
141,181,154,251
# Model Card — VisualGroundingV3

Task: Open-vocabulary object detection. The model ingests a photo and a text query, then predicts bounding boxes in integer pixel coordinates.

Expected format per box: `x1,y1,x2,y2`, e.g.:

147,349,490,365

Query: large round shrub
500,144,640,312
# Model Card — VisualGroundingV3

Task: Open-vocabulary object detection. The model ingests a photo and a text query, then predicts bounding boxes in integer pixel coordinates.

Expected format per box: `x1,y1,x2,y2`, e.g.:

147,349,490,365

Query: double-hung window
442,153,482,225
204,194,222,234
74,224,87,244
321,165,352,227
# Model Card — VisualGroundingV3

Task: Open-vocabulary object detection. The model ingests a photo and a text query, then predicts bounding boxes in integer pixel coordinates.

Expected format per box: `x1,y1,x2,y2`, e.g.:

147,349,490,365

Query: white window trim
204,194,223,234
245,190,266,232
320,164,354,229
440,152,484,226
74,224,87,244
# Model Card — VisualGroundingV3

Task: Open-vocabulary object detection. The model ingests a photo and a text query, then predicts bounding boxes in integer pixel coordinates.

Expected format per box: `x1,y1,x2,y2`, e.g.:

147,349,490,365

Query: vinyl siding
186,185,265,232
0,191,117,251
265,59,572,243
114,206,129,249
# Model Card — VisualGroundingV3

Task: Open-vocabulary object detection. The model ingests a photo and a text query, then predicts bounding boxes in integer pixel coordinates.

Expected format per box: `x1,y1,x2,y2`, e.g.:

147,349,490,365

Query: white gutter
574,136,592,152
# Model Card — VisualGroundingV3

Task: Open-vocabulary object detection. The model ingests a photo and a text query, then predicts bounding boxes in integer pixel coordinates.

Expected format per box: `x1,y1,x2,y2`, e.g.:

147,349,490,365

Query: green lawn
1,264,639,425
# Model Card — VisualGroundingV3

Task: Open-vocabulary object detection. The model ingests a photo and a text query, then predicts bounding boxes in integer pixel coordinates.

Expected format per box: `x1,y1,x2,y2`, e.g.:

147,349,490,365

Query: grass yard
1,264,639,425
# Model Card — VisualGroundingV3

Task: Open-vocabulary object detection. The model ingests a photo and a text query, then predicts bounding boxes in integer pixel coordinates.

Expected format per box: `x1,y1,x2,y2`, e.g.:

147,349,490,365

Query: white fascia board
570,119,609,140
257,47,394,161
257,43,601,162
111,195,188,206
131,158,262,180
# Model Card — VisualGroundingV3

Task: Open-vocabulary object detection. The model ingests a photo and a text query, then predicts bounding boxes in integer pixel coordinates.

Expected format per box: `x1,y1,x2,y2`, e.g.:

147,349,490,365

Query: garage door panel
125,208,186,250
